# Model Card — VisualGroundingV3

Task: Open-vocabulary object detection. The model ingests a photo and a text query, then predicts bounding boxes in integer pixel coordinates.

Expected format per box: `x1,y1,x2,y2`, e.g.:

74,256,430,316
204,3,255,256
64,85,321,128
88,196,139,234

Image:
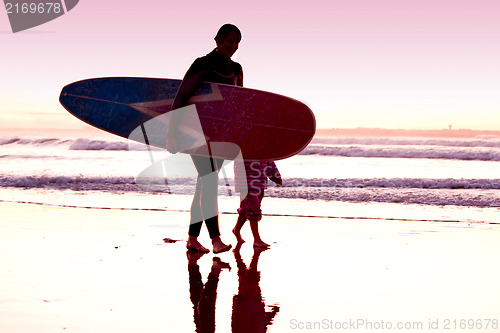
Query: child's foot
186,239,210,253
232,227,245,243
253,240,270,249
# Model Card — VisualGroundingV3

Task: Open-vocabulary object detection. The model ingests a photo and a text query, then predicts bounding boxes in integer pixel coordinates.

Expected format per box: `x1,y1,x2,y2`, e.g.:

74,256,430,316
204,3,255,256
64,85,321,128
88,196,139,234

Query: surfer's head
215,24,241,58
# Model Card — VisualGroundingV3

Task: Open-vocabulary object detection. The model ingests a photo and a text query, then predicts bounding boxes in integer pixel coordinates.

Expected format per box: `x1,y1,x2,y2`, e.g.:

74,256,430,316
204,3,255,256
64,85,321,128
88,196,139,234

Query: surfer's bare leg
232,215,246,243
188,156,231,253
250,219,270,248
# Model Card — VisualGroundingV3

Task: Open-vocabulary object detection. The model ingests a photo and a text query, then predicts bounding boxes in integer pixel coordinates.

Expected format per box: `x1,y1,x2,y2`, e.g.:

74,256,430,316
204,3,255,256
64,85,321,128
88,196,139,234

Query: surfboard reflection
186,245,280,332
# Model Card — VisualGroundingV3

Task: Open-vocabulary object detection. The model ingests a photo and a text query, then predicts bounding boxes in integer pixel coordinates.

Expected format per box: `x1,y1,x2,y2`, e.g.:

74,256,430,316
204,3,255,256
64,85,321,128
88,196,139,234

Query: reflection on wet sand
187,245,279,332
187,252,230,333
232,244,280,332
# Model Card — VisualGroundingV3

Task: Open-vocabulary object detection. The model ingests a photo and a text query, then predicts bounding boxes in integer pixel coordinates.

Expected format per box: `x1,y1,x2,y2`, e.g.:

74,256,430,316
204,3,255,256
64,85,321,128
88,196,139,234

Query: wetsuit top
184,49,243,87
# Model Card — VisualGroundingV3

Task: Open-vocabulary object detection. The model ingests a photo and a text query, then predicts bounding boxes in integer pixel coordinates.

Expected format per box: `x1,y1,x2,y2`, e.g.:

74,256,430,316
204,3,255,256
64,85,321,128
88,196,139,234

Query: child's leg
232,214,246,243
250,219,270,248
250,191,269,248
233,192,248,243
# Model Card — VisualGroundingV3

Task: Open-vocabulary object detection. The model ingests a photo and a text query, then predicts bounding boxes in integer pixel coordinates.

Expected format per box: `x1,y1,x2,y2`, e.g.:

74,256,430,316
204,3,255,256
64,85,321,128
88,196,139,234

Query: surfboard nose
59,85,70,109
59,83,76,113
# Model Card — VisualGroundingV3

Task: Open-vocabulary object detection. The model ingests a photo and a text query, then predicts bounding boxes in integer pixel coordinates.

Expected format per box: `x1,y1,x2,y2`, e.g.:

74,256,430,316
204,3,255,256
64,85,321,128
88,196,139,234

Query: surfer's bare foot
211,257,231,274
186,237,210,253
232,227,245,243
212,236,232,254
253,240,270,249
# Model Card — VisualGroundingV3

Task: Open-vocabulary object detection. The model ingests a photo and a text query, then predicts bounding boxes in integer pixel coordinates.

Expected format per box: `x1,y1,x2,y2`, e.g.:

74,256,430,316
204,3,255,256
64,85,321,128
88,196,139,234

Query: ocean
1,130,499,224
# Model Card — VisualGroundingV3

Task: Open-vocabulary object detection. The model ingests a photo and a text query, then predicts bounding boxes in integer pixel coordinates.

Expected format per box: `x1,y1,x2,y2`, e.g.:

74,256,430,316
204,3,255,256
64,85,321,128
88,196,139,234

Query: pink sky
1,0,499,130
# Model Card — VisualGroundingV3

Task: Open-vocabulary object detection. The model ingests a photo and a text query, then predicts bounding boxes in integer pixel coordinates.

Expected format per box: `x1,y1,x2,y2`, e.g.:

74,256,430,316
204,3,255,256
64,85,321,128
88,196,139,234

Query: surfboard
59,77,315,161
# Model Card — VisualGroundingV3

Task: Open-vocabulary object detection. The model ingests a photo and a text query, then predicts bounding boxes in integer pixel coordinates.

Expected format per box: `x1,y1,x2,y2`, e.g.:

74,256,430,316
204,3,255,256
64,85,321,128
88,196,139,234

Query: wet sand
1,201,500,332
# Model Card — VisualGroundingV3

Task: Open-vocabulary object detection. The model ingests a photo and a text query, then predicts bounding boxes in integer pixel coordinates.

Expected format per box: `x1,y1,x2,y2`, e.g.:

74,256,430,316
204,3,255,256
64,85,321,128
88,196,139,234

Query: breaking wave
1,175,499,207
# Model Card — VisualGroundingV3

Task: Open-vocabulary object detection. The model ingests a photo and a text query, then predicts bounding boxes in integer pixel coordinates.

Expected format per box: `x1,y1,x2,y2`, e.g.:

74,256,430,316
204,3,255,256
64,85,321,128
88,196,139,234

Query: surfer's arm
171,70,207,109
167,71,207,152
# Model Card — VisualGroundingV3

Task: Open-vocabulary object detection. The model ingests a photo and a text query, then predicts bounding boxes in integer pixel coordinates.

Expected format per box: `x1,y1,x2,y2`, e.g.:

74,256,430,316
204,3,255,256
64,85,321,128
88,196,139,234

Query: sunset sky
1,0,499,130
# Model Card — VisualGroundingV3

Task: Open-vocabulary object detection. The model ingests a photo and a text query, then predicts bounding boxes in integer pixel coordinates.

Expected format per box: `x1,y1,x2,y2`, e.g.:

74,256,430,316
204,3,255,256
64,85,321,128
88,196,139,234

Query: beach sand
1,201,500,332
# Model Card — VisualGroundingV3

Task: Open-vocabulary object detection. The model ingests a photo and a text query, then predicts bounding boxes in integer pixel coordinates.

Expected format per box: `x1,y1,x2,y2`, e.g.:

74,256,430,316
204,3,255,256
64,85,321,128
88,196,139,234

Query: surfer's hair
215,24,241,42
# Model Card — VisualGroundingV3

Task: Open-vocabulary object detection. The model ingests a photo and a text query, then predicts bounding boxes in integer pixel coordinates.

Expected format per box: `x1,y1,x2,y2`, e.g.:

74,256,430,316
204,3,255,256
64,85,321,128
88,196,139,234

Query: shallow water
1,131,499,221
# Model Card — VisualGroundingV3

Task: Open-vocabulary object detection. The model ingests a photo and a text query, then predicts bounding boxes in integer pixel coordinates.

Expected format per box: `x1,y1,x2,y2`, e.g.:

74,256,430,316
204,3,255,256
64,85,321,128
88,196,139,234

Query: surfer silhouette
167,24,243,253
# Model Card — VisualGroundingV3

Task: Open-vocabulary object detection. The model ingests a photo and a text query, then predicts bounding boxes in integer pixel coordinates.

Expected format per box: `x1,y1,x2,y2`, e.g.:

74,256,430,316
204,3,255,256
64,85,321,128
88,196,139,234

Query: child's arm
265,161,282,186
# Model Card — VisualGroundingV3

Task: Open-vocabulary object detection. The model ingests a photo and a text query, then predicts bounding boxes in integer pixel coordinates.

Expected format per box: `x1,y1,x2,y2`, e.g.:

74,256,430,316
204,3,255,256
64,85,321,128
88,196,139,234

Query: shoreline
1,197,499,225
1,187,499,225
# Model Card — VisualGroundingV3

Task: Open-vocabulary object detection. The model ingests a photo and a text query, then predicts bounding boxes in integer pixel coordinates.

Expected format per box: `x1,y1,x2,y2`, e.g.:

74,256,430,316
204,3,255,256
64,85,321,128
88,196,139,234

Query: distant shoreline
1,126,500,139
316,128,500,138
